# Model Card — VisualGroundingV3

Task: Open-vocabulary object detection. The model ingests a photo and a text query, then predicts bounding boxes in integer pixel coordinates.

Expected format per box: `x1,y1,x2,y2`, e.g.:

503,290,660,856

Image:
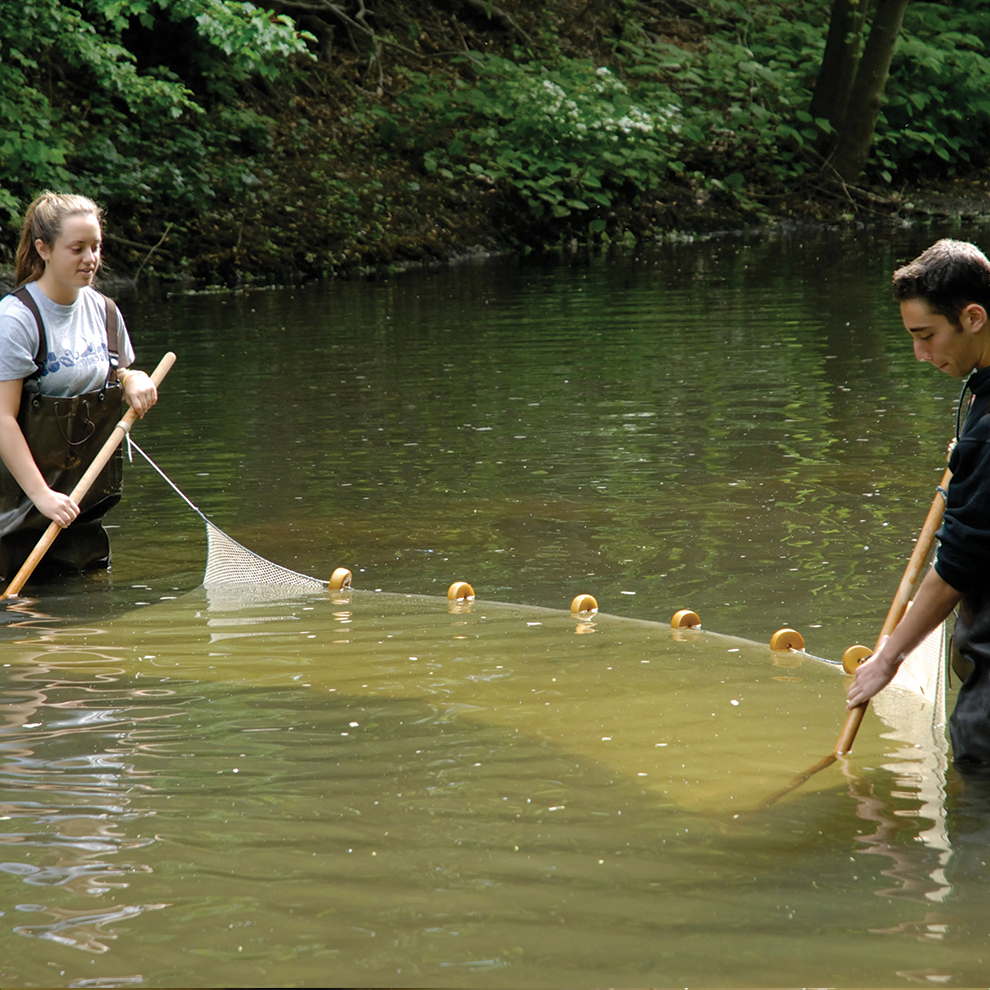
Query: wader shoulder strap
103,295,120,384
11,286,46,381
9,287,119,385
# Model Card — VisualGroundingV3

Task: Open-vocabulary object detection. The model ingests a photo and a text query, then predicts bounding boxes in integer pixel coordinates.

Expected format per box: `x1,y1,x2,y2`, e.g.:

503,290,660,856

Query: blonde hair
14,191,104,287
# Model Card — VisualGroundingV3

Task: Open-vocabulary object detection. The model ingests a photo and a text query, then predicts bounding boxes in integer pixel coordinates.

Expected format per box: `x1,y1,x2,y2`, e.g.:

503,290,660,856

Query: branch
458,0,534,43
274,0,379,40
105,232,174,256
133,223,175,281
813,151,901,207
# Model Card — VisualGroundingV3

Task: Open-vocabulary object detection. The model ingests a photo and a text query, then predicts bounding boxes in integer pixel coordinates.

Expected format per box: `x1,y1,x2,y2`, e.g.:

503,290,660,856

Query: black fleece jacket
936,364,990,598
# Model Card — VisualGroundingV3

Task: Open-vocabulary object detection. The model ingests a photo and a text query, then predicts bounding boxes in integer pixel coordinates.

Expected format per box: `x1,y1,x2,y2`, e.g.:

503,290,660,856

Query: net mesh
203,520,326,592
870,585,948,742
888,617,947,723
128,438,328,594
869,521,948,737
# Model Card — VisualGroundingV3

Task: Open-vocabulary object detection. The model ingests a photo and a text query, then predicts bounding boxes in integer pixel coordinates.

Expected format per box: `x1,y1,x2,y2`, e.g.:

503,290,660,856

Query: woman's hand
121,369,158,417
0,379,80,527
32,487,80,528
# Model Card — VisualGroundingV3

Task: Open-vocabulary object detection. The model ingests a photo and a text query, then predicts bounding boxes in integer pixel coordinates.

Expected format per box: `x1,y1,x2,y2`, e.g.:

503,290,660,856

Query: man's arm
846,566,961,708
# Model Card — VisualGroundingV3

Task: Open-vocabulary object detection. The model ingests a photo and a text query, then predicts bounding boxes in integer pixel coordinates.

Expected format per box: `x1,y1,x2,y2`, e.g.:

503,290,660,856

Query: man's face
902,298,983,378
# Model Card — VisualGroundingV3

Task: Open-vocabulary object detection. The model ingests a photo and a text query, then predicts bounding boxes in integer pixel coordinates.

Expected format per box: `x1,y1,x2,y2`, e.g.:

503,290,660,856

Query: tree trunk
809,0,871,131
828,0,909,182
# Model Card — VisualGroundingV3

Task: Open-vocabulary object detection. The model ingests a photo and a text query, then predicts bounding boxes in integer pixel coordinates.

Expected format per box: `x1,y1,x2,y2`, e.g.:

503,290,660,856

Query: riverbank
3,171,989,298
4,1,990,291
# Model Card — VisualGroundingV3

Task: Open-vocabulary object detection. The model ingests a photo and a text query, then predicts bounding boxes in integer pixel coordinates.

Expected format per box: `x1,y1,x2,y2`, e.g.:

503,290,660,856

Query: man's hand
846,635,897,708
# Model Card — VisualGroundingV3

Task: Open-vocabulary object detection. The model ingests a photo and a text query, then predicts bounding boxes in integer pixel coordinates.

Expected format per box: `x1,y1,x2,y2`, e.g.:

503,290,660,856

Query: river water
3,226,990,987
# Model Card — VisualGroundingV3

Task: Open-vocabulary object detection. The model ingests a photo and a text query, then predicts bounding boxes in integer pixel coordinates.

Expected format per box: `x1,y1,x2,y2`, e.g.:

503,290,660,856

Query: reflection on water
0,585,985,988
86,229,972,651
5,231,990,986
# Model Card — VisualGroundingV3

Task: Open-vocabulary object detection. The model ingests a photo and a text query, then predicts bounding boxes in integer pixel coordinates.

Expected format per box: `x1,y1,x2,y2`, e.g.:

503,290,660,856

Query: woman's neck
35,271,80,306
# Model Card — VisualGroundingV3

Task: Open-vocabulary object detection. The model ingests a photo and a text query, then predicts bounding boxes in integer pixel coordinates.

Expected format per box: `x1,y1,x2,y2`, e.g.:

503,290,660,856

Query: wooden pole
835,465,951,754
758,464,952,808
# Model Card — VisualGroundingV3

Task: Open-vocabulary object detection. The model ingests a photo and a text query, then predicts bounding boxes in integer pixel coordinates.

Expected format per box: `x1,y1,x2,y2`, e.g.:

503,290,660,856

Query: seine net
202,520,326,592
873,576,948,739
128,438,329,593
128,437,949,719
873,466,953,738
888,615,946,719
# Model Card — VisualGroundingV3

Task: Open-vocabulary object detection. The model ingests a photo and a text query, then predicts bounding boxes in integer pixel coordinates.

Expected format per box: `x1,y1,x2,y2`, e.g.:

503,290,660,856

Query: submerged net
128,437,950,721
866,501,949,735
128,438,329,594
889,616,947,719
871,575,948,739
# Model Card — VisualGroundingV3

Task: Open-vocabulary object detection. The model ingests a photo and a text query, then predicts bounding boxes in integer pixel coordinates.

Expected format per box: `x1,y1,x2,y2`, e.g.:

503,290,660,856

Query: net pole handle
2,351,176,599
834,464,952,755
876,465,952,643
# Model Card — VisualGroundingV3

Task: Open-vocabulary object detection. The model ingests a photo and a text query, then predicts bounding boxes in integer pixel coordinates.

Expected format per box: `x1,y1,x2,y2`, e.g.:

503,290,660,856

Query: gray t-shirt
0,282,136,396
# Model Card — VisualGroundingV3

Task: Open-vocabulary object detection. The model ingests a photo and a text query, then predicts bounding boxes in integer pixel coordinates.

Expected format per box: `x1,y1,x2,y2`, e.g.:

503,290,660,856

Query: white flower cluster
518,67,679,140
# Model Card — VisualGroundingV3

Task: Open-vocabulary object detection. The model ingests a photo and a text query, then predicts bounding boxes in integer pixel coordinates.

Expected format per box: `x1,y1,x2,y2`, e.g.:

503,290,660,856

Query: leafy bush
877,4,990,179
384,55,684,220
0,0,312,226
630,33,826,189
375,5,839,221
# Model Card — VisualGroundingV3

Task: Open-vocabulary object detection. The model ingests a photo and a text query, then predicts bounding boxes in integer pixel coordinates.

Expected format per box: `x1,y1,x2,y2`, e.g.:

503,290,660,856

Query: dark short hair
892,239,990,325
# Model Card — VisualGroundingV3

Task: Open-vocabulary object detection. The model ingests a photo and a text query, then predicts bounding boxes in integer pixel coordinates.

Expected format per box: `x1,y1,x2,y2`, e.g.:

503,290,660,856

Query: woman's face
36,212,102,302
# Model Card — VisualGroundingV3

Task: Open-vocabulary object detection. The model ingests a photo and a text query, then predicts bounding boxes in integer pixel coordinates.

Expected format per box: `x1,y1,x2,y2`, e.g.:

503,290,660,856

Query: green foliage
385,56,684,218
170,0,310,80
5,0,990,280
0,0,312,225
876,3,990,180
387,5,832,219
629,27,827,192
373,4,838,222
627,0,990,189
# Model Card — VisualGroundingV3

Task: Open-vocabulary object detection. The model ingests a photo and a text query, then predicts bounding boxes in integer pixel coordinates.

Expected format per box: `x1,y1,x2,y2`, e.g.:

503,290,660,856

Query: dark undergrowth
3,0,990,289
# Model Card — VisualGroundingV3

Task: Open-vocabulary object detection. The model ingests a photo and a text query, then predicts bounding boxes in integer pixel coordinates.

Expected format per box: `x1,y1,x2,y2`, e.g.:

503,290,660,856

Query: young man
847,239,990,769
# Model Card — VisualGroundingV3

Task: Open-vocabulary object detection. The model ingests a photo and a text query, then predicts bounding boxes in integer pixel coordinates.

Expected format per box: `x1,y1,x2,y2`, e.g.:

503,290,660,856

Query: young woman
0,191,158,581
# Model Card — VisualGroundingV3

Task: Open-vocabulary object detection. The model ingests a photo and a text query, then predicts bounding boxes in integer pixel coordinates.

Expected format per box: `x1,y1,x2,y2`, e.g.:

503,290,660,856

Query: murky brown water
3,228,990,987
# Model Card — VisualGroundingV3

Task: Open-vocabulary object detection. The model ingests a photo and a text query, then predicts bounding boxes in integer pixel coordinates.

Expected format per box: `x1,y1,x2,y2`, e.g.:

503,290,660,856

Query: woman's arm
118,368,158,418
0,379,80,528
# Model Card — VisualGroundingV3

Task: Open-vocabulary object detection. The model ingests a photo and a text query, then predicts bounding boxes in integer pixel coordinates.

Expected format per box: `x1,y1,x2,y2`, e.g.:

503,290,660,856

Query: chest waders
0,288,123,582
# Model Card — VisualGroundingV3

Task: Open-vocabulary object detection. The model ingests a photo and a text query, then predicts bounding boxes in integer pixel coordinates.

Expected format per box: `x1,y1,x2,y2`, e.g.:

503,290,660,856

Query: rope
126,436,327,593
127,436,210,524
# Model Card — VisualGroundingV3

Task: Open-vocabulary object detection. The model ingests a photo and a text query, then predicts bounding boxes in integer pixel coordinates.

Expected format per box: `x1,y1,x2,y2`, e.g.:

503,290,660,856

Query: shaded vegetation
3,0,990,286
